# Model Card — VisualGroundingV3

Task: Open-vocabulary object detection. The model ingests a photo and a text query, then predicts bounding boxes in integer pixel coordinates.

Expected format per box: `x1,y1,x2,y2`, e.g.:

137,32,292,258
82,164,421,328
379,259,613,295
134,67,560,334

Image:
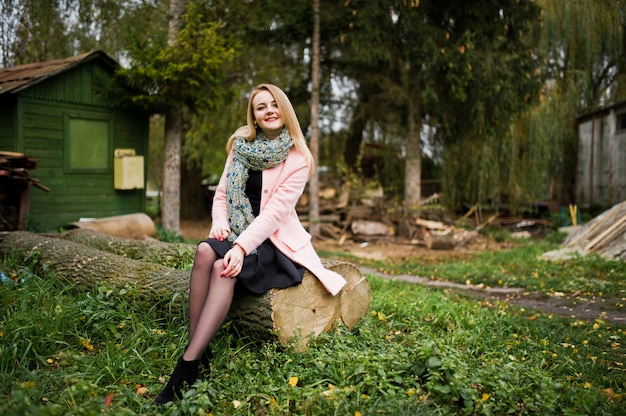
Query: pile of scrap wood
556,199,626,261
0,151,49,192
301,183,555,250
0,151,49,230
300,188,481,249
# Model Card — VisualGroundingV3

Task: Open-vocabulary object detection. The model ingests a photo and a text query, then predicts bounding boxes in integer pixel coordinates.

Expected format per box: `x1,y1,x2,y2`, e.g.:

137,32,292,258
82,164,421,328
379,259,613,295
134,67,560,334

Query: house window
616,113,626,132
65,114,112,172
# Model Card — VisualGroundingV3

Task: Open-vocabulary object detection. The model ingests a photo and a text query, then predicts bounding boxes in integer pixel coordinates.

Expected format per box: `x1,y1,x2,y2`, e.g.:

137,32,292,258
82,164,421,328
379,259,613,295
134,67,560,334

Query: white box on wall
114,148,144,190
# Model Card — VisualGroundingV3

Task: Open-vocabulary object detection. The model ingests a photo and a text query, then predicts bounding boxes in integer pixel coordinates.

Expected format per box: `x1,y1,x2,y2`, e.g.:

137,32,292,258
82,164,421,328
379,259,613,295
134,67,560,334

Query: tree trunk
161,0,186,232
180,163,205,220
61,228,196,268
69,213,157,239
343,98,366,169
0,231,369,351
403,70,422,216
162,105,182,232
308,0,321,238
0,231,189,299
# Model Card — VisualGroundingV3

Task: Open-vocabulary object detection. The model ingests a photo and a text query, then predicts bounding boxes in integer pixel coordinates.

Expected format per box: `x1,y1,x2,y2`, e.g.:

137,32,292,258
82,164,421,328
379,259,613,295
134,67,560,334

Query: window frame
63,112,113,174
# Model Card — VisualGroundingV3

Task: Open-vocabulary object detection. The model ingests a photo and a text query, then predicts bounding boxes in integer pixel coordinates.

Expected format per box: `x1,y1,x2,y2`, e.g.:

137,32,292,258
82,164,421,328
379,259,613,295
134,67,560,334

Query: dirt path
361,265,625,324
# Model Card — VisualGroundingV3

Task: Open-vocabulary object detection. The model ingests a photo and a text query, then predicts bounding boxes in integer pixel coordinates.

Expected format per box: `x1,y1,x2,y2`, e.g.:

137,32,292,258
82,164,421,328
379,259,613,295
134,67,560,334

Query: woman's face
252,90,285,139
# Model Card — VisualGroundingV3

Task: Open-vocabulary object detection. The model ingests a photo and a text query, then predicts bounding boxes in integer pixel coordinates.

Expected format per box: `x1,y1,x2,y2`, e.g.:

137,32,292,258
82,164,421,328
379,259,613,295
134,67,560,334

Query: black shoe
184,344,213,374
154,356,200,405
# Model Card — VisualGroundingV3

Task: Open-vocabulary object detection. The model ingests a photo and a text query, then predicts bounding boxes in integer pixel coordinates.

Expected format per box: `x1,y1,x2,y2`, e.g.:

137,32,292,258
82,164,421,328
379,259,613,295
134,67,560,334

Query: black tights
183,242,237,361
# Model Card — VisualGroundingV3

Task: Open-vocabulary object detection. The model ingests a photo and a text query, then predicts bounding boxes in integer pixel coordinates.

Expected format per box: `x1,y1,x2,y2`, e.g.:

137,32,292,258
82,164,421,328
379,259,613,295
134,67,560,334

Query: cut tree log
229,259,368,351
0,231,189,297
351,220,394,237
61,228,196,268
68,213,157,239
0,231,369,351
425,232,455,250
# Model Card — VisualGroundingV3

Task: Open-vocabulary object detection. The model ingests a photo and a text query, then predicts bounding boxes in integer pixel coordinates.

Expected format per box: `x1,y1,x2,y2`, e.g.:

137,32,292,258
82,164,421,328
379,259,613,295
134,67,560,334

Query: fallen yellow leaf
289,376,299,387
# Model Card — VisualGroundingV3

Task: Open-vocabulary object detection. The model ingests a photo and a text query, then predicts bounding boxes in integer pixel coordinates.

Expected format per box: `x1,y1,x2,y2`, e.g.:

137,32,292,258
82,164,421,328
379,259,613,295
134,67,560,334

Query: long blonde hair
226,83,314,175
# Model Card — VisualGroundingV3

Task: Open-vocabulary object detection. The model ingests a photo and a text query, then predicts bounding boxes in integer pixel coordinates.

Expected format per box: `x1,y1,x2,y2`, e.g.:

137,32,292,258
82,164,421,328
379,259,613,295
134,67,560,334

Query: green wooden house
0,51,149,232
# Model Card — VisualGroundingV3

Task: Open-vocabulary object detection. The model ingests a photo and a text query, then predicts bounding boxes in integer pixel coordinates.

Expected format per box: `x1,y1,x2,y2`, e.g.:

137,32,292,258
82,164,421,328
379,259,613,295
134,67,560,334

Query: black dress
205,169,305,294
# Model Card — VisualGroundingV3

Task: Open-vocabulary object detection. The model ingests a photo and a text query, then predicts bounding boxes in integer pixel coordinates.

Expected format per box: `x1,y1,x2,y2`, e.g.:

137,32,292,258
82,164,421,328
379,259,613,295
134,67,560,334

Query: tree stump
0,231,370,351
229,259,367,351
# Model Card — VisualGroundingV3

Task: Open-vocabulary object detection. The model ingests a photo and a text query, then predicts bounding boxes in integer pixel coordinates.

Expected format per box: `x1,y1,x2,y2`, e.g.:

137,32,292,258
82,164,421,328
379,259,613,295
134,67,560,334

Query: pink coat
211,147,347,296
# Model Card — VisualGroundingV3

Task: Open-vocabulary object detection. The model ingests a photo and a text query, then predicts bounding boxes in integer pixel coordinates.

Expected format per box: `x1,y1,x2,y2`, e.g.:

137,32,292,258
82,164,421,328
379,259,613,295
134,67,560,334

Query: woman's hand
221,243,245,278
209,226,230,241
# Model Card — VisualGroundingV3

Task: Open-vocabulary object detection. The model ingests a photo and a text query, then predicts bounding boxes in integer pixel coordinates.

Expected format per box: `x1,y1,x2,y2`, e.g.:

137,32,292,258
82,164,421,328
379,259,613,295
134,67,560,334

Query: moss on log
61,228,196,269
0,231,189,301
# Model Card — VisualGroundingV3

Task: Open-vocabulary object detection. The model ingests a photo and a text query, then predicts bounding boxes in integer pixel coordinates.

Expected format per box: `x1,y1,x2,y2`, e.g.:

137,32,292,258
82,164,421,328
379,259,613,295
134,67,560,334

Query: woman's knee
193,242,217,268
209,263,236,285
211,261,225,278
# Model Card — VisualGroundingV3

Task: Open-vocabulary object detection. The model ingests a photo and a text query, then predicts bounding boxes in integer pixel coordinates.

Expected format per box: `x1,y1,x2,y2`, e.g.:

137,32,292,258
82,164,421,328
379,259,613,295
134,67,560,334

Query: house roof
0,50,118,96
576,99,626,120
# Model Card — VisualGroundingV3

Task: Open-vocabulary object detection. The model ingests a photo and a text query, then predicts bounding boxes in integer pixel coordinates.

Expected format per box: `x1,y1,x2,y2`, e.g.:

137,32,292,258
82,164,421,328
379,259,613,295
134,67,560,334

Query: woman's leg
187,242,219,340
155,246,235,404
183,259,237,361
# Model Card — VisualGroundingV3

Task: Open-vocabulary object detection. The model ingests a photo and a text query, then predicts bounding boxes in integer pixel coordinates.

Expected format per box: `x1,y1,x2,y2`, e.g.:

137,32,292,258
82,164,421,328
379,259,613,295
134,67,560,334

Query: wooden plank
457,203,478,222
475,212,499,231
584,213,626,251
416,218,448,230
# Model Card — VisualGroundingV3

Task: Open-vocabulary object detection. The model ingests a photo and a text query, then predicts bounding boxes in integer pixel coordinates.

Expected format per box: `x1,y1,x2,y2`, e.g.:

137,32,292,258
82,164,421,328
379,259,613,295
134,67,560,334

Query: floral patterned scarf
226,128,293,247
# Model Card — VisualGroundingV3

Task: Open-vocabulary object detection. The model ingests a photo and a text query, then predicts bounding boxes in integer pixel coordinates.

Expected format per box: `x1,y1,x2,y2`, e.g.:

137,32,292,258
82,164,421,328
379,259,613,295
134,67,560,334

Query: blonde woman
155,84,346,404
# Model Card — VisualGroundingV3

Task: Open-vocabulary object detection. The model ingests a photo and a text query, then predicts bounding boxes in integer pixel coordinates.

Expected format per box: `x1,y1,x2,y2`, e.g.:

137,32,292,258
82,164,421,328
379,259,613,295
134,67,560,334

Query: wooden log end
425,233,455,250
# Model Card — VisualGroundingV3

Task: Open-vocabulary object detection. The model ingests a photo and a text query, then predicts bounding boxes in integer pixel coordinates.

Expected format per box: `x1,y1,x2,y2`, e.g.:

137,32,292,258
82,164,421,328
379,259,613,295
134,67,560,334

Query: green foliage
544,229,568,244
429,0,545,212
339,0,545,213
155,225,189,244
5,0,626,217
539,0,626,106
0,0,73,66
118,2,237,113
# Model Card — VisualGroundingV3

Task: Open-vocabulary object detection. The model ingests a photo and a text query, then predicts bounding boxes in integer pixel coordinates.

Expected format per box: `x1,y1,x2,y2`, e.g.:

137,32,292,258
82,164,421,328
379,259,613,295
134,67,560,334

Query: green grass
320,234,626,307
1,235,625,415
